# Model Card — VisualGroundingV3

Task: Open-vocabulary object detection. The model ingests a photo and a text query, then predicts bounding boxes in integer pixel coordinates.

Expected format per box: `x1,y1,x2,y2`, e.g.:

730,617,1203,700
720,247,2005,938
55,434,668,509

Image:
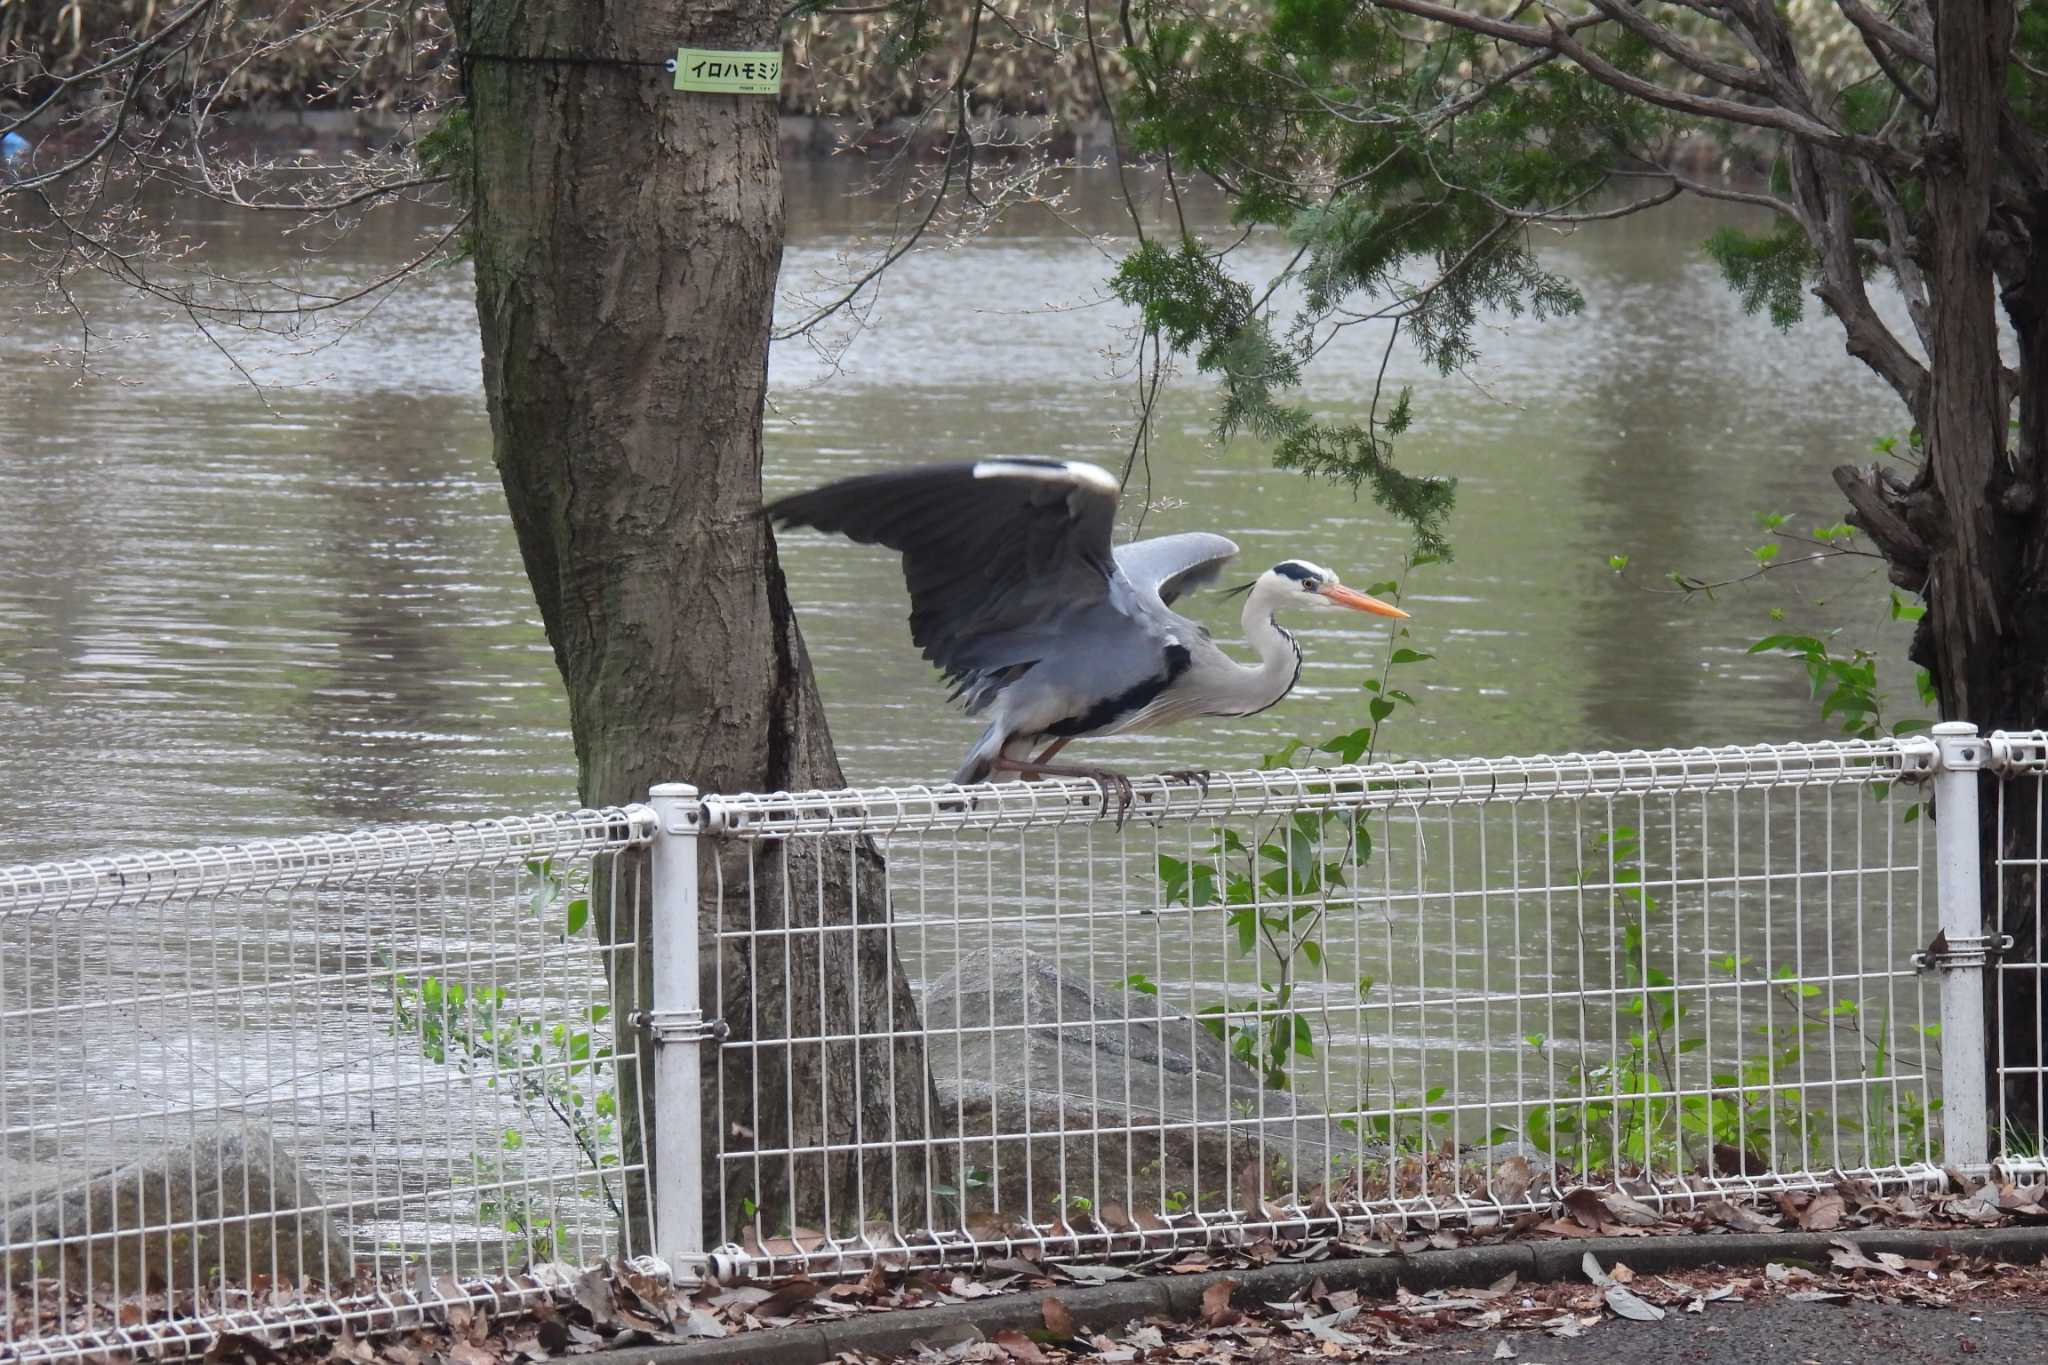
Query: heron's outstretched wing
1113,532,1240,607
766,458,1120,687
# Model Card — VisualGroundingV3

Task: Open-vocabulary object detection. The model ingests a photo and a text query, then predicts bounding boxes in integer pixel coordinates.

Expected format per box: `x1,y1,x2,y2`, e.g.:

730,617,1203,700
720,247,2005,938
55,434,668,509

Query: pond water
0,163,1919,864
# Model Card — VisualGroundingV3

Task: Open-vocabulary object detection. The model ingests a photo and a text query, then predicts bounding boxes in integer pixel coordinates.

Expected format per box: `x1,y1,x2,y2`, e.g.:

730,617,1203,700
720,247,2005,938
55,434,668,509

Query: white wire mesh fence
678,737,1950,1279
1,809,654,1363
4,731,2030,1362
1992,730,2048,1171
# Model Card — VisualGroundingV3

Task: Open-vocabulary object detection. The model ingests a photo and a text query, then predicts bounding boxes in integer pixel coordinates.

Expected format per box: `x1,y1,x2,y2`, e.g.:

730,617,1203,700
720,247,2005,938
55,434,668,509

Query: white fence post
1930,722,1991,1171
646,782,705,1276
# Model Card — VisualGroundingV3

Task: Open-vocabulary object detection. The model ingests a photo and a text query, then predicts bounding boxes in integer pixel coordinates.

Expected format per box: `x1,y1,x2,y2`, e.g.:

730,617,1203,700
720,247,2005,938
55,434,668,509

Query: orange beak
1321,583,1409,619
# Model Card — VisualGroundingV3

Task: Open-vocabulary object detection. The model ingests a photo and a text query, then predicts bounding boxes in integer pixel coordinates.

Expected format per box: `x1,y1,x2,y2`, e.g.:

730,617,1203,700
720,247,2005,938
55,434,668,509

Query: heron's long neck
1220,591,1303,716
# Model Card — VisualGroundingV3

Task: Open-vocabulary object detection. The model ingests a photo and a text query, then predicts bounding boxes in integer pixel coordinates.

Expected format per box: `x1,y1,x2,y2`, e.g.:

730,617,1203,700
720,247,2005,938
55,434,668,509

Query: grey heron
767,457,1408,807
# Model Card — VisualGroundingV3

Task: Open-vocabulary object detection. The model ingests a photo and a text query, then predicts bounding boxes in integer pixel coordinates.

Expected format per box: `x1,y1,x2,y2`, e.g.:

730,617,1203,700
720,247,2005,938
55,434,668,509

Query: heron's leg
988,752,1136,825
1024,737,1073,778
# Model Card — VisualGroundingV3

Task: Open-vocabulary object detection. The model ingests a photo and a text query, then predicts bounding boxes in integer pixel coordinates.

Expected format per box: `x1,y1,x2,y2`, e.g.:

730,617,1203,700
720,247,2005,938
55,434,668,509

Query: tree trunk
1913,0,2048,1131
459,0,941,1253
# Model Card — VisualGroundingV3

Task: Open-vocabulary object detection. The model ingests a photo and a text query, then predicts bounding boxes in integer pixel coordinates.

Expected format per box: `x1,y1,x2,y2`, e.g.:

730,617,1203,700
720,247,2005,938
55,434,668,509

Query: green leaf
1749,633,1825,657
1389,648,1434,665
1321,726,1374,764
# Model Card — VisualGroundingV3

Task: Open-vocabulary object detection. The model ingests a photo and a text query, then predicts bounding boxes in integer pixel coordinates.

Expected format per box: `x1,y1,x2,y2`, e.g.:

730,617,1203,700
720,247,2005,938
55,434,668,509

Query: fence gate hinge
631,1009,729,1043
1912,929,2013,972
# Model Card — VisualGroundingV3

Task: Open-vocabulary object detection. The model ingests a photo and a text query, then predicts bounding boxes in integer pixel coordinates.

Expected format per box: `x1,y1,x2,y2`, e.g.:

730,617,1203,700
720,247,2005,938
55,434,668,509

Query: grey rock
921,948,1366,1217
3,1126,354,1290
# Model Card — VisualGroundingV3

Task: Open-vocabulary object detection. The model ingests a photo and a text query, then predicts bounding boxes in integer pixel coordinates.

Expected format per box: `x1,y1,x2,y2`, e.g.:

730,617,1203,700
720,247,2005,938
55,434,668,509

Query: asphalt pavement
1398,1295,2048,1364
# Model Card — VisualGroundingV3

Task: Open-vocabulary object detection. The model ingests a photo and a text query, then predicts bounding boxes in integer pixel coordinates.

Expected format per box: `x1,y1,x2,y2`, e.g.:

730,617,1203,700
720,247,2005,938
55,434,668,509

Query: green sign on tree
672,49,781,96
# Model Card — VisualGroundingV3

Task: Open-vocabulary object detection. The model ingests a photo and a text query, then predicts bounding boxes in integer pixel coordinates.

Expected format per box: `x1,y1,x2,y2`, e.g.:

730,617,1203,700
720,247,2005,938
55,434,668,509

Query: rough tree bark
1831,1,2048,1129
455,0,942,1251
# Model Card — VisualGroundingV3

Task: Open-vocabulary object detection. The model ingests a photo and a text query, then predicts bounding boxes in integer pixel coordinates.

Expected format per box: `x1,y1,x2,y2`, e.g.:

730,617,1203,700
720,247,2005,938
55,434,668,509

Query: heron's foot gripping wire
1162,768,1213,797
1096,770,1137,826
987,753,1138,825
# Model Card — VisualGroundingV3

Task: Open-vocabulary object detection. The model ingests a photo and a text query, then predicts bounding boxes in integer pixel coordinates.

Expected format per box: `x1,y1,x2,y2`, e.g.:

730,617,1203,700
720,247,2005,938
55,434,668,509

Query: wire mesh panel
1992,730,2048,1163
695,740,1941,1277
0,809,654,1363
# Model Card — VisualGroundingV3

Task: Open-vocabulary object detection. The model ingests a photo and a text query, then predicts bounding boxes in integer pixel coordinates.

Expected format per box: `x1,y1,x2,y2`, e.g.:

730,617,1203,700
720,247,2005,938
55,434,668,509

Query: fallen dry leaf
753,1278,821,1319
1041,1295,1077,1339
1828,1238,1903,1276
1561,1187,1613,1232
1703,1198,1780,1233
1800,1192,1847,1231
1201,1280,1244,1328
1603,1285,1666,1322
993,1328,1051,1363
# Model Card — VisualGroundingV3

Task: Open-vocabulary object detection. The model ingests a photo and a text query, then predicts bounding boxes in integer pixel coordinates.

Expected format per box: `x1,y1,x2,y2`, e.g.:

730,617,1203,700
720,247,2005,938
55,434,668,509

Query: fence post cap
648,782,700,799
1932,721,1979,736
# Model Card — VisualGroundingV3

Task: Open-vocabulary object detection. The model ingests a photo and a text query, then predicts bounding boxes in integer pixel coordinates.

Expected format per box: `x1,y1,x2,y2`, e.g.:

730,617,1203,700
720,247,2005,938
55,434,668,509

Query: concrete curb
583,1226,2048,1365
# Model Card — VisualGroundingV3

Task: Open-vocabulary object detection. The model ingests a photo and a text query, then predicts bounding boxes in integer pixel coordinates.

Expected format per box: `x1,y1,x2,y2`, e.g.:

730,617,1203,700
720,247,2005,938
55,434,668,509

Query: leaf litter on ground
40,1172,2048,1365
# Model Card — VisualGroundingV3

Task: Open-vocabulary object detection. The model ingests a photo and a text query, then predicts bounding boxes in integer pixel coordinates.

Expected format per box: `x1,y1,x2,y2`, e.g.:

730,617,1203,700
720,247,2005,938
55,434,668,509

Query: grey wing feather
1113,532,1241,606
765,459,1119,695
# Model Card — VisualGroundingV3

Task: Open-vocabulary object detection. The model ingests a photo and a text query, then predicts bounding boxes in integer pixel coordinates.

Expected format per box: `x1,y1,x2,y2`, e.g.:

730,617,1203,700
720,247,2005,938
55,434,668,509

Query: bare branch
1625,544,1880,596
1835,0,1934,68
1856,161,1935,357
0,0,221,143
1083,0,1145,242
771,0,1006,343
1511,182,1680,223
1847,21,1936,115
1367,0,1907,167
1583,0,1774,96
1833,462,1932,590
1613,165,1797,215
1774,134,1930,414
166,172,451,215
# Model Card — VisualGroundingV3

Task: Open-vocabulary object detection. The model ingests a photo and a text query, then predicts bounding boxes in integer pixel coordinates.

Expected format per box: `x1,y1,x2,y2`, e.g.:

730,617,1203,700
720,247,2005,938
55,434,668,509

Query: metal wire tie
1912,930,2014,971
630,1008,729,1042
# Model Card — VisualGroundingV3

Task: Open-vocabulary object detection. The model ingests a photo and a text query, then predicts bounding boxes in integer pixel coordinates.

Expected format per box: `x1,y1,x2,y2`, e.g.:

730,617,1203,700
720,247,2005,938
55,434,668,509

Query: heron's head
1232,559,1409,619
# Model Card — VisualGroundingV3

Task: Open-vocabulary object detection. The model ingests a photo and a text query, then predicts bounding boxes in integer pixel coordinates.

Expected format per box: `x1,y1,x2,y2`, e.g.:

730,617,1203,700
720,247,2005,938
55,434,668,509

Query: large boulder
2,1126,354,1291
921,947,1365,1219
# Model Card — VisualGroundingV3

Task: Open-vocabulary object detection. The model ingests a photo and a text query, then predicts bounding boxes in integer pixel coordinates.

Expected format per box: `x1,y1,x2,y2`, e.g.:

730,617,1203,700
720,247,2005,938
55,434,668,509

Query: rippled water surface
1,166,1915,863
